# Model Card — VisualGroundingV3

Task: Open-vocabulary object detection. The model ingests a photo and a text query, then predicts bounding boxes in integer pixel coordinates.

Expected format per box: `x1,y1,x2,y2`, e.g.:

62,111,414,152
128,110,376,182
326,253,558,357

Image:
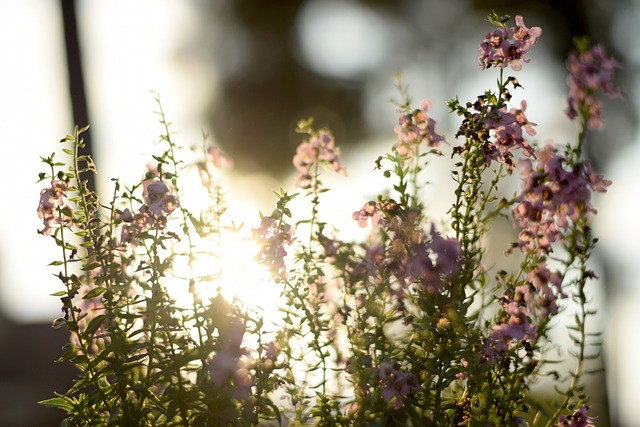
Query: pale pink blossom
352,201,384,228
37,180,73,235
207,145,233,169
394,100,444,159
516,262,565,319
293,130,344,189
566,44,621,130
481,103,535,170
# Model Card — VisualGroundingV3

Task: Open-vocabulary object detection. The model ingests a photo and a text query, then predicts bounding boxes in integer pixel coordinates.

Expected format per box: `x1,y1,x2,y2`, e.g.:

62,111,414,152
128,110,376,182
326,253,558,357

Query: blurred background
1,0,637,425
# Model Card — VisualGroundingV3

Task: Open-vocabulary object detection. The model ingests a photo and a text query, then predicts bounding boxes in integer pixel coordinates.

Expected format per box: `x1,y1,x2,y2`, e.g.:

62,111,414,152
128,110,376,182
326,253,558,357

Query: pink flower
207,145,233,169
479,15,541,71
253,215,296,280
512,100,537,137
465,96,536,171
566,44,622,130
517,262,565,319
483,300,536,362
481,102,535,170
377,361,422,410
194,146,234,187
512,144,611,253
394,100,444,159
119,180,180,245
292,129,344,189
352,201,384,228
120,211,153,244
37,180,73,235
513,15,542,49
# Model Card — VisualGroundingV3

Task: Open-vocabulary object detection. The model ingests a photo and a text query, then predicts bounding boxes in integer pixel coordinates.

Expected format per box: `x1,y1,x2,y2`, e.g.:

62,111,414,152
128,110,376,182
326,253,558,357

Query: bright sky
2,1,639,424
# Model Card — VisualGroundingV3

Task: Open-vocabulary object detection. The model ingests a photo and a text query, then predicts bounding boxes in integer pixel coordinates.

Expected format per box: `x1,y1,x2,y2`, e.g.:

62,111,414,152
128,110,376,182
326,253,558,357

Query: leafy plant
37,14,620,426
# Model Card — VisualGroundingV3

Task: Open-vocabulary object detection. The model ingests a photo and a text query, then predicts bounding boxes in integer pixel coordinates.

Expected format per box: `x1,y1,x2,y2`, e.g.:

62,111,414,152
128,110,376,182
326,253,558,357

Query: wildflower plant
37,13,619,426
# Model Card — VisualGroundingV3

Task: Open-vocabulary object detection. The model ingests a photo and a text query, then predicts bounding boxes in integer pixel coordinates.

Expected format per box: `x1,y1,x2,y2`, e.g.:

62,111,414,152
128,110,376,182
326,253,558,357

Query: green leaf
83,287,107,299
38,397,73,411
83,314,106,337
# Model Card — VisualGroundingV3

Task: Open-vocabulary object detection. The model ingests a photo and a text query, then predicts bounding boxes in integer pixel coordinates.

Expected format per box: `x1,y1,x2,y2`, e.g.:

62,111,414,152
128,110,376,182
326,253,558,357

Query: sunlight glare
167,171,285,328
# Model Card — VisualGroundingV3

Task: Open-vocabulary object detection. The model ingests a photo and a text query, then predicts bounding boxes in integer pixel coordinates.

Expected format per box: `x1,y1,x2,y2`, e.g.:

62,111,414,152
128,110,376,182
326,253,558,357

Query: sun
165,169,285,325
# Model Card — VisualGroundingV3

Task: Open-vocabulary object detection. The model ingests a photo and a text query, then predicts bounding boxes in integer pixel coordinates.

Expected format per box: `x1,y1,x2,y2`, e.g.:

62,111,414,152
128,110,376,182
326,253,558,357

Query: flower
513,15,542,49
37,179,73,235
120,210,153,244
193,145,234,187
394,100,445,159
377,361,423,410
512,144,611,253
556,405,597,427
516,262,565,319
479,15,541,71
483,301,536,362
352,201,384,228
426,224,460,277
293,129,345,189
210,317,247,389
566,43,621,130
253,215,296,280
481,101,536,170
207,145,233,169
403,224,461,294
143,180,175,217
119,179,180,245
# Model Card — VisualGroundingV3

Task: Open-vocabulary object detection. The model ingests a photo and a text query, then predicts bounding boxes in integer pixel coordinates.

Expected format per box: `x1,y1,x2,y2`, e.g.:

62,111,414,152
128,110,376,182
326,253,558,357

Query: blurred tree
200,0,631,178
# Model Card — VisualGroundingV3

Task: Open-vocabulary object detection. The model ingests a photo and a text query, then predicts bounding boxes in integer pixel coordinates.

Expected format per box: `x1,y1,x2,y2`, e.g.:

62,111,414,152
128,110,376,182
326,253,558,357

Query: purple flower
118,180,180,245
566,44,622,130
427,225,460,277
253,215,296,280
556,405,597,427
483,301,536,362
210,317,248,393
120,211,153,245
377,361,422,410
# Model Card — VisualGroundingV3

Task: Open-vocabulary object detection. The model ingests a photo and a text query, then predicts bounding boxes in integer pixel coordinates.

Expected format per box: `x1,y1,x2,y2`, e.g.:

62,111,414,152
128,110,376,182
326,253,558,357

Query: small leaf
83,314,106,337
38,397,73,411
83,287,107,299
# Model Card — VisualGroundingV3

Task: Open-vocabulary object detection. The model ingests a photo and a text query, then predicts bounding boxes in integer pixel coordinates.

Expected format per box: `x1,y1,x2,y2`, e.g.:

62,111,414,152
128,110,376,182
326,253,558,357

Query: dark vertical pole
60,0,96,194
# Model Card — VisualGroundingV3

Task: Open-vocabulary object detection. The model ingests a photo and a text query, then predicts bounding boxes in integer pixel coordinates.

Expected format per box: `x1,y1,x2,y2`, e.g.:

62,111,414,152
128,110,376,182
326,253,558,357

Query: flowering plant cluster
37,13,619,426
